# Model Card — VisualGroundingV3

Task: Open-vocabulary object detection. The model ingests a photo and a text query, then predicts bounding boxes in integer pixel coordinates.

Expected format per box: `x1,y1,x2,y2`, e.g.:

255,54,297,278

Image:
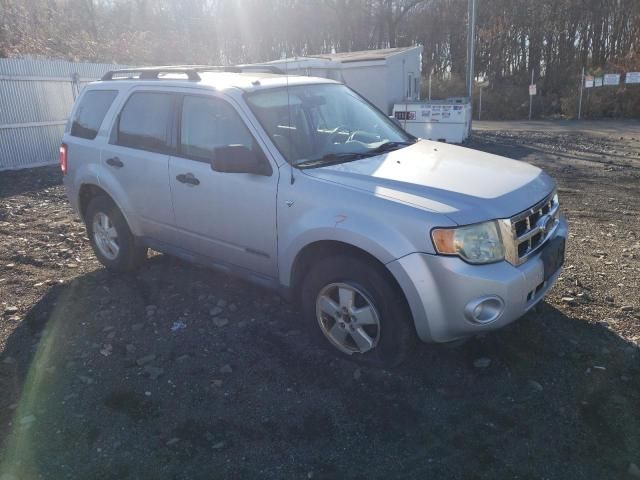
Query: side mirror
211,145,272,176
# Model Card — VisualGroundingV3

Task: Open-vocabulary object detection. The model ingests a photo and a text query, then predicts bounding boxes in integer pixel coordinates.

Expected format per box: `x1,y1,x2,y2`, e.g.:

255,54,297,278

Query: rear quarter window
70,90,118,140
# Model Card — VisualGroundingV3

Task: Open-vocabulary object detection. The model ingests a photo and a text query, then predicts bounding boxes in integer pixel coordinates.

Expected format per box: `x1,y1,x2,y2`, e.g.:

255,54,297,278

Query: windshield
245,83,414,166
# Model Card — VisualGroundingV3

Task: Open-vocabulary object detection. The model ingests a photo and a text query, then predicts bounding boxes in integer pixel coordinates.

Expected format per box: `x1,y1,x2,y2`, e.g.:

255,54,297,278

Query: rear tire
85,195,147,272
300,255,416,367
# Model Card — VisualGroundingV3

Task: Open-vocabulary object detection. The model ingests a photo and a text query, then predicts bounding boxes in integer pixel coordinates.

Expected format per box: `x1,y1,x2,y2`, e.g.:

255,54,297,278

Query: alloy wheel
315,282,381,355
92,212,119,261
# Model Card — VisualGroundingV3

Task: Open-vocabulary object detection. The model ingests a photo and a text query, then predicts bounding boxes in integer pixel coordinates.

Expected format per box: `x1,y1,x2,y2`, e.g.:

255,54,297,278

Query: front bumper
387,216,568,343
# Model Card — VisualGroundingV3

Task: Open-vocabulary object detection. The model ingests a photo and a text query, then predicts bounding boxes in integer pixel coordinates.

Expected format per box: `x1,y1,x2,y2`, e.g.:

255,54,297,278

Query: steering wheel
327,125,353,144
346,130,376,143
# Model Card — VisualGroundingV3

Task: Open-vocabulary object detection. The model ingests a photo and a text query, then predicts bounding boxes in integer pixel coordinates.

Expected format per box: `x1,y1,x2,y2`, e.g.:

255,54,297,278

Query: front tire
85,195,147,272
300,255,416,367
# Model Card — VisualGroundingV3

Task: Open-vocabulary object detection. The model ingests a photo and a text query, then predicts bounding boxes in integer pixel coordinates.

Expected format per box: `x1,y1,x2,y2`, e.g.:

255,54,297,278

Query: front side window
179,95,254,162
245,83,413,167
115,92,174,153
70,90,118,140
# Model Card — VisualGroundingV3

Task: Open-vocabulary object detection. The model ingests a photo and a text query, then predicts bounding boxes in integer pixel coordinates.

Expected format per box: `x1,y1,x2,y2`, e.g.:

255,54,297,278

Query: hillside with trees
1,0,639,118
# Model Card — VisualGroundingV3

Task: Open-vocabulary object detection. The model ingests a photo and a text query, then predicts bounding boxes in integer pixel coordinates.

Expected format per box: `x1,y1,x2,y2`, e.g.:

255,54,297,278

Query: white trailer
252,47,472,143
261,46,423,115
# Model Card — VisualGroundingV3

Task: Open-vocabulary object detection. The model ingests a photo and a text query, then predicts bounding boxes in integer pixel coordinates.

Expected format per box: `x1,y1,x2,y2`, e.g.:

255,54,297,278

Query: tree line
1,0,639,118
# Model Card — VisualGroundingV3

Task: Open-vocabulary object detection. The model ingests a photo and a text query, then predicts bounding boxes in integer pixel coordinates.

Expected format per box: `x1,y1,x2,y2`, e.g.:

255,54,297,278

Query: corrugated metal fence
0,58,125,171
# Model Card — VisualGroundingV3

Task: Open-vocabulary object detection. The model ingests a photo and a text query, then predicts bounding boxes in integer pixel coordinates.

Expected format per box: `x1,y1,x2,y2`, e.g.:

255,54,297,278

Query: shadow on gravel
0,166,62,199
1,256,639,479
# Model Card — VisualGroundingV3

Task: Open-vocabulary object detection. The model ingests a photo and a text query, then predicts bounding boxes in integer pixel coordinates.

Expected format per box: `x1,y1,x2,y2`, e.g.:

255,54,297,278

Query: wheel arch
288,240,407,308
77,183,141,236
78,183,109,220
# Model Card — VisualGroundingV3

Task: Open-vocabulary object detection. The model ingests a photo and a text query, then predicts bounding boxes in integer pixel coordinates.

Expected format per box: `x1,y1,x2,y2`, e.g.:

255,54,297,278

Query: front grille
499,191,560,266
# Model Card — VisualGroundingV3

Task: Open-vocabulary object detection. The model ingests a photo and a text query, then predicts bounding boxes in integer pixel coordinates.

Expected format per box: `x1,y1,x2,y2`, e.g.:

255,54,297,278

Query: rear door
168,93,279,277
99,89,176,240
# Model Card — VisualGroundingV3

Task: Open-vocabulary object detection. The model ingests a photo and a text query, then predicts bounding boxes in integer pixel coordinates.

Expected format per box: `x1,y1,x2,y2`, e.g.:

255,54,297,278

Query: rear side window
70,90,118,140
115,92,174,154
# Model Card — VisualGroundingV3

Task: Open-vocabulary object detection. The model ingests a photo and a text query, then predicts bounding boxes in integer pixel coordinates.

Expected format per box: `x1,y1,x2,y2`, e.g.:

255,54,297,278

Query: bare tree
0,0,638,117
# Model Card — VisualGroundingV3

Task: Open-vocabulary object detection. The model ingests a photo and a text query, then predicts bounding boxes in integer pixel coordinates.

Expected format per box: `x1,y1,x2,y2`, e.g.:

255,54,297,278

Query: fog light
464,296,504,324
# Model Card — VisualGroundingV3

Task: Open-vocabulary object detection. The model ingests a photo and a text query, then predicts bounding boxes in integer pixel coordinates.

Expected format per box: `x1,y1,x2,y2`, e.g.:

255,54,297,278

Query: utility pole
478,86,482,120
578,67,585,120
428,72,432,100
466,0,477,99
466,0,477,135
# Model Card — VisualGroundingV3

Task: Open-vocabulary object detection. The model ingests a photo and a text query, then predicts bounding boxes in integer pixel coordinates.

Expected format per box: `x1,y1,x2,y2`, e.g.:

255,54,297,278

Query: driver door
168,94,278,278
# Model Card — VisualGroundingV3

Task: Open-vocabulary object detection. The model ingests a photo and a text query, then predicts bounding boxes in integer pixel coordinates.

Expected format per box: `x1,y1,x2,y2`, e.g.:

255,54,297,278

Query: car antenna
285,52,295,185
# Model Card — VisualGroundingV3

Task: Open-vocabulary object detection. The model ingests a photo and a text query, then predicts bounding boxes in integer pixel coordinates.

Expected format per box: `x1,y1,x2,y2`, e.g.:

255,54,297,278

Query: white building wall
385,49,422,114
339,64,389,113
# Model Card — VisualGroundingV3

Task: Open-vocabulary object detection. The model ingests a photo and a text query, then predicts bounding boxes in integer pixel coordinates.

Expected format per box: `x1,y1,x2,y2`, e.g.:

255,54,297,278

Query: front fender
278,207,418,287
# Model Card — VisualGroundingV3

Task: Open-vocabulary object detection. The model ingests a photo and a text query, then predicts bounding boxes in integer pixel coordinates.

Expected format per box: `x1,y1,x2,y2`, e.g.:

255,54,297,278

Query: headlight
431,221,505,264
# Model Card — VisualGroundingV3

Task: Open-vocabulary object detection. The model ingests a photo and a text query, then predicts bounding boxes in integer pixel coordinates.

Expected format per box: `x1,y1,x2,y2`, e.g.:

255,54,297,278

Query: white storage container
392,99,472,144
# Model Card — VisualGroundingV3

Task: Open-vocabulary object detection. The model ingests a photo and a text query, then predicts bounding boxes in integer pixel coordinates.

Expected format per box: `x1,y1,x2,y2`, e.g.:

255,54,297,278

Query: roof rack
101,64,285,81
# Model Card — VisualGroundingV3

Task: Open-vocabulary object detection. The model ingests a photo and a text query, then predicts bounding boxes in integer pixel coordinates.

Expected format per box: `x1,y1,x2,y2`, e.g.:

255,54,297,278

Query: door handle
105,157,124,168
176,173,200,186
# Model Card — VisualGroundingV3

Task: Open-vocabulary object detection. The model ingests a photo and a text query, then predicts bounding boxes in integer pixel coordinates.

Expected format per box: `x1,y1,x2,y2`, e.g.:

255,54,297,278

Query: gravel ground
1,122,639,479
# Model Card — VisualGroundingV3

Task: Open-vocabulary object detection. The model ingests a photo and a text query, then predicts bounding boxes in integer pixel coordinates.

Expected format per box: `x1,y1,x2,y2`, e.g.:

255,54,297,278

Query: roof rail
178,65,285,75
101,64,286,82
102,67,201,81
235,64,285,75
166,65,241,72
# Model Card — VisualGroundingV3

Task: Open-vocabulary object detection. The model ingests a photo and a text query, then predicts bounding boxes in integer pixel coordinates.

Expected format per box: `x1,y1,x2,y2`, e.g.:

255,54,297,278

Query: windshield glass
245,83,413,166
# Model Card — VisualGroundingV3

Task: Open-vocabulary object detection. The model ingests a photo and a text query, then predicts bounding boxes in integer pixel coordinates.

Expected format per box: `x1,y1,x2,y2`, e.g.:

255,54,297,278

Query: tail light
59,143,68,175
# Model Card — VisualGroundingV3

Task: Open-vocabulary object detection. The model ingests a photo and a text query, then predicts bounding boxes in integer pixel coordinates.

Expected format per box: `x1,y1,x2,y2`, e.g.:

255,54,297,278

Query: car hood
302,140,555,225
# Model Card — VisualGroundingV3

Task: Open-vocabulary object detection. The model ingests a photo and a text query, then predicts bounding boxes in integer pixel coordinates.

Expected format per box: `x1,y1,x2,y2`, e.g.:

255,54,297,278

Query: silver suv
61,66,567,366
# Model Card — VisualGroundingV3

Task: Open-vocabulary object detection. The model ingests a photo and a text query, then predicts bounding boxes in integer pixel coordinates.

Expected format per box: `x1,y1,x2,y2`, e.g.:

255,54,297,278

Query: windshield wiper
295,140,416,169
295,152,372,169
368,140,414,154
